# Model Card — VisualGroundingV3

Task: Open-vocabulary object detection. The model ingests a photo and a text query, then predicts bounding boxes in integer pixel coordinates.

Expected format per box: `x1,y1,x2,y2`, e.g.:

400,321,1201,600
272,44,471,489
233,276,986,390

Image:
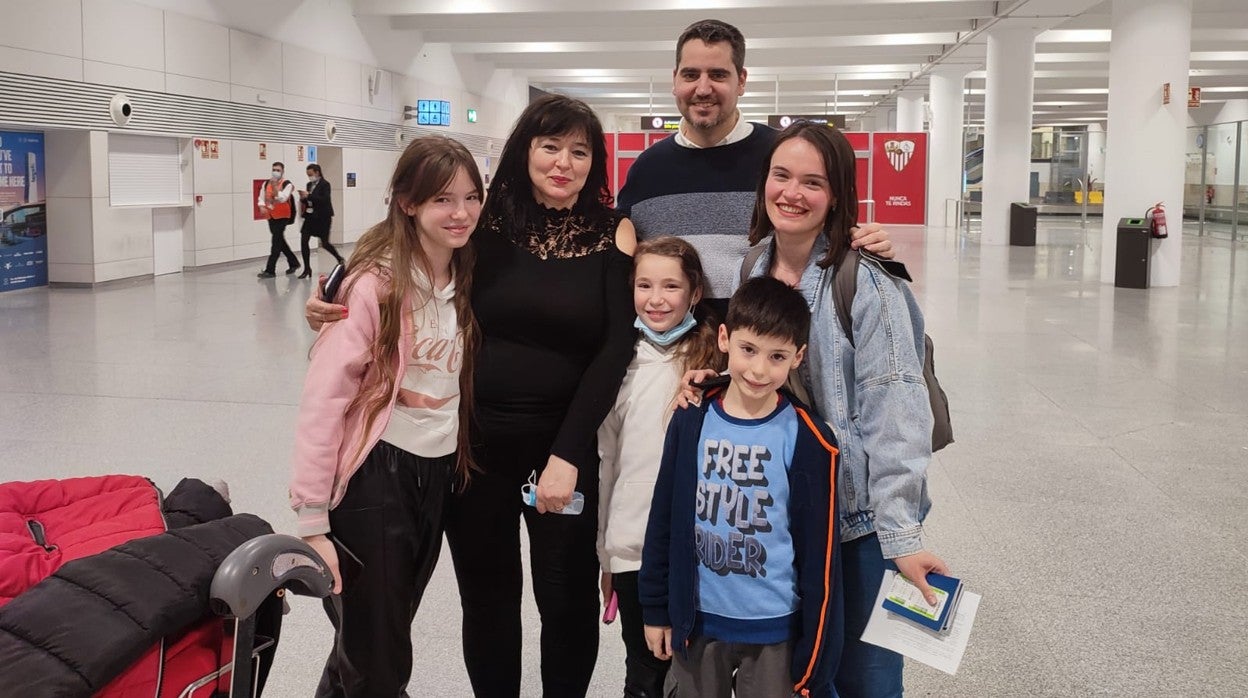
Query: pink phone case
602,590,619,624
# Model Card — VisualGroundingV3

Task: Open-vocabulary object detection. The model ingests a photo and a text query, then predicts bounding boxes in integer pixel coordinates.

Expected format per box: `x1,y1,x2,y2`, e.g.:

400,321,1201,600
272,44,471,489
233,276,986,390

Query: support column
981,26,1037,244
896,91,924,132
1099,0,1192,286
927,65,971,227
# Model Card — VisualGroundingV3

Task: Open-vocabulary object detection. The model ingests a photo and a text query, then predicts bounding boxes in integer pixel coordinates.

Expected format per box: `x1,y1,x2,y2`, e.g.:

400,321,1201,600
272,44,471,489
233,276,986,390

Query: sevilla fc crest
885,140,915,172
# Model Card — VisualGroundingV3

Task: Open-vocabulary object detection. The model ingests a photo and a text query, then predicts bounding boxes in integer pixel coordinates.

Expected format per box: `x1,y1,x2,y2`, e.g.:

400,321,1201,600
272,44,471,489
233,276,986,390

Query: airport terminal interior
1,0,1246,696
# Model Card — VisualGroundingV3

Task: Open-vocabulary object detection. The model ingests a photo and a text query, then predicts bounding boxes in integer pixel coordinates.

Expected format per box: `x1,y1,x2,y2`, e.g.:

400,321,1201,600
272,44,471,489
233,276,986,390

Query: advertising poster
870,132,927,225
0,131,47,292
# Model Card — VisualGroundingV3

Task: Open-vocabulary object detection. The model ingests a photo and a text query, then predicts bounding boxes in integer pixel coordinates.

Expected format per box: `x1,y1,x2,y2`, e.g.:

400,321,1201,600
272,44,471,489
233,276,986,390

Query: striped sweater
617,124,777,309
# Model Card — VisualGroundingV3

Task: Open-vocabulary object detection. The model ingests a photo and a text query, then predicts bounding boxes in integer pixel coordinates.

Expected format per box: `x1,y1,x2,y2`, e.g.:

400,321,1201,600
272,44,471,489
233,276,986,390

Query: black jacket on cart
0,482,276,697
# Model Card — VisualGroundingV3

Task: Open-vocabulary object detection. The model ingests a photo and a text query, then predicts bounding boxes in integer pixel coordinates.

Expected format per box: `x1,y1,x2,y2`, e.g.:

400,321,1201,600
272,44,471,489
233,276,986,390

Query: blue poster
0,131,47,292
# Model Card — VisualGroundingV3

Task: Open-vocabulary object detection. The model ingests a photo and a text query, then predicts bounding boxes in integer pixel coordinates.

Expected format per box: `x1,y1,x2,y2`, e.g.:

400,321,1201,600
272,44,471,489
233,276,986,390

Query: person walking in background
298,163,342,278
258,161,300,278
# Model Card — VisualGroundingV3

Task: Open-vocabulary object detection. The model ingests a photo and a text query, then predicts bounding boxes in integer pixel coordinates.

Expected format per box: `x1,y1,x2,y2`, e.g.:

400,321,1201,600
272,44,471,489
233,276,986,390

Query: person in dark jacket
297,163,342,278
639,276,845,698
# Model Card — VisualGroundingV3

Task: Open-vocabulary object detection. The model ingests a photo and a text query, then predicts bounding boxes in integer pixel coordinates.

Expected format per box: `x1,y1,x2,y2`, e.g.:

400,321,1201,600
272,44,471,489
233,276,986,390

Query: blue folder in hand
882,571,964,634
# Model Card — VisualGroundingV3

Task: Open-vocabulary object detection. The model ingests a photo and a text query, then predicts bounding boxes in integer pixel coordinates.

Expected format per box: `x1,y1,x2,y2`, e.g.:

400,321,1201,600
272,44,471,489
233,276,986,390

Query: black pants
315,441,453,698
302,217,343,271
445,428,600,697
613,571,671,697
264,218,298,273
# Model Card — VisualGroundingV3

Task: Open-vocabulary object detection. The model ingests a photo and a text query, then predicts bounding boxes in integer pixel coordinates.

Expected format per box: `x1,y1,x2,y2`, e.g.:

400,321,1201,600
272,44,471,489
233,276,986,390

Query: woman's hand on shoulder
850,222,894,259
305,274,348,331
615,218,637,256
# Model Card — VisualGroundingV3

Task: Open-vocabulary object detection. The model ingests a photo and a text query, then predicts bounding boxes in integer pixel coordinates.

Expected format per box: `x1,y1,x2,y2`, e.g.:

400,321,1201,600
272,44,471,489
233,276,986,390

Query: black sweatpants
445,428,601,698
264,218,298,273
613,571,671,697
301,217,343,271
315,441,454,698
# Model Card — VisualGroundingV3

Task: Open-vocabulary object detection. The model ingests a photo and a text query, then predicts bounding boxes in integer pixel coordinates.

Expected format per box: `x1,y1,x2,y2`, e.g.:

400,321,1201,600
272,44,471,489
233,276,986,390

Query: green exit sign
466,109,478,123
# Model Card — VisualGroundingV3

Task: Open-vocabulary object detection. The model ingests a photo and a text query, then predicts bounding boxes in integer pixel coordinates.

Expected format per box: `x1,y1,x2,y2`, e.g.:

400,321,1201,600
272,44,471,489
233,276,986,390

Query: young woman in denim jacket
738,121,949,698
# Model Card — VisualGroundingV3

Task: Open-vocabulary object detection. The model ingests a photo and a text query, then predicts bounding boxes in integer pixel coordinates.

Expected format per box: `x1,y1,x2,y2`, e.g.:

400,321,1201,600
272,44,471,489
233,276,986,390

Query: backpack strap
739,243,768,287
832,249,859,345
832,249,913,346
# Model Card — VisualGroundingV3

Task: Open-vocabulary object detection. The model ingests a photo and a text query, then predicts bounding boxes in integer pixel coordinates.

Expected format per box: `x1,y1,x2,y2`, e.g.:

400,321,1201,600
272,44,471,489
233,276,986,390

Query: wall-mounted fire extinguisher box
1115,217,1152,289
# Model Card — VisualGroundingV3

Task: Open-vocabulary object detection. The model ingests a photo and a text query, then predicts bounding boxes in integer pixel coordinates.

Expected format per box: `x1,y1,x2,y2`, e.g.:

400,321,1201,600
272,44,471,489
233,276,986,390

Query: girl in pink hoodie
289,136,482,696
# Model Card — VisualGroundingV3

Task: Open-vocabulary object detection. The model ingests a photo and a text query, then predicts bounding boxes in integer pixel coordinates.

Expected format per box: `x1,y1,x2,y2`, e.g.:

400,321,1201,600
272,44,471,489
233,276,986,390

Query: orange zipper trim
792,406,839,693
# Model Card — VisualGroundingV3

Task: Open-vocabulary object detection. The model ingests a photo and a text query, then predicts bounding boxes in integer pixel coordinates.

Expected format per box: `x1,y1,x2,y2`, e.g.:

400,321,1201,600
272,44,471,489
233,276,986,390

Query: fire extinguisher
1147,202,1169,239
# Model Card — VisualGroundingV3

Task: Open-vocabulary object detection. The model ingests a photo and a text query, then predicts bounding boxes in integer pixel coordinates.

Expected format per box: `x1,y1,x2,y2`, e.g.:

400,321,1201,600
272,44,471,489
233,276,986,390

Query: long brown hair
747,121,859,269
335,136,482,486
633,237,725,392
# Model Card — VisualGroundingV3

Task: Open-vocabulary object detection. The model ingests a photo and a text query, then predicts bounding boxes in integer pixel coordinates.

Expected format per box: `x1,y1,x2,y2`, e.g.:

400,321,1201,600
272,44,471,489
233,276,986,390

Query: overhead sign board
640,116,682,131
768,114,847,129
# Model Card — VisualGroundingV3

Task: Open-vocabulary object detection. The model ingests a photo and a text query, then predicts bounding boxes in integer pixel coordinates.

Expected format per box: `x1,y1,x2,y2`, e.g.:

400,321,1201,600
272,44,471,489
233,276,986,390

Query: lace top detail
483,204,624,260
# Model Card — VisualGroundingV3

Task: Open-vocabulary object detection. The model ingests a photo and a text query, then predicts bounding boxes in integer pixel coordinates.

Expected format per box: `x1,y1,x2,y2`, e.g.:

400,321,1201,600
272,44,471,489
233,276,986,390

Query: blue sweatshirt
695,396,799,644
640,386,845,697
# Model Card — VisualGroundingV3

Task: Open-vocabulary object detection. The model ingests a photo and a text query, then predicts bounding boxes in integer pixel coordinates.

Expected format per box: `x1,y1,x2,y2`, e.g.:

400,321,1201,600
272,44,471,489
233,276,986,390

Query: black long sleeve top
471,203,637,471
302,178,333,220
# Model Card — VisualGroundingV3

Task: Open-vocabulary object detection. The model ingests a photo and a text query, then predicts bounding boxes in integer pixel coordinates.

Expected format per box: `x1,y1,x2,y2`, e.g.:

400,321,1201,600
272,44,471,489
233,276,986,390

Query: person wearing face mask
297,164,342,278
257,161,300,278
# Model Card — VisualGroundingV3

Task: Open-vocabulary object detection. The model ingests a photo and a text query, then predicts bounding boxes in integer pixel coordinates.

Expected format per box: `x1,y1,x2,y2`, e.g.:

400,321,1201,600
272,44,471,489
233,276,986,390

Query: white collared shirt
674,110,755,149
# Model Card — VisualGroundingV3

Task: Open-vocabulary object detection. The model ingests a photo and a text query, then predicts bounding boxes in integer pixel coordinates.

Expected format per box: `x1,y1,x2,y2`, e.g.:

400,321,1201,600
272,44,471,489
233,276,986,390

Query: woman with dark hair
446,93,637,697
297,163,343,278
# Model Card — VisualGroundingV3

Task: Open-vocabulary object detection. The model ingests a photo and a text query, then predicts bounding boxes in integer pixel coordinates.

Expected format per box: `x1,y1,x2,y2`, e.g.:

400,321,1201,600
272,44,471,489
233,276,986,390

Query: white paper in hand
860,570,981,675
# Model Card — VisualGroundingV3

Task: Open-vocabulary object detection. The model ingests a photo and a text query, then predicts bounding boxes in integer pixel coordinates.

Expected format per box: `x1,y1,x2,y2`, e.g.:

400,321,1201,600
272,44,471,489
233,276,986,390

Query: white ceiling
353,0,1248,129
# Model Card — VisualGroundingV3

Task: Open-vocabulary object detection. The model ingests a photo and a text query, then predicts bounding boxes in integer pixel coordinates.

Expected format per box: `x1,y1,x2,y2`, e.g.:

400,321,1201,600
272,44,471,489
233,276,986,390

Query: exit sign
467,108,478,123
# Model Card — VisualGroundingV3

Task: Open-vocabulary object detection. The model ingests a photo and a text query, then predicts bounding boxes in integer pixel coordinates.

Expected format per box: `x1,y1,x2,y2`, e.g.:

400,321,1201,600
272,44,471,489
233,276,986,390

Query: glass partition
1188,121,1244,241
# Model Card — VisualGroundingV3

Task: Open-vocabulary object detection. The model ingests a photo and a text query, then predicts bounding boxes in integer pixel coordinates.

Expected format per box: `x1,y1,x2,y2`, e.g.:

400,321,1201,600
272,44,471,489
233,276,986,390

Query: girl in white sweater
598,236,724,697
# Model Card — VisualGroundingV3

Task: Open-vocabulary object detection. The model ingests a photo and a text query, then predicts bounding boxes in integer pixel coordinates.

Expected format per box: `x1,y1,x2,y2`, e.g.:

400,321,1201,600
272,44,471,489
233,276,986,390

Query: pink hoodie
289,269,413,537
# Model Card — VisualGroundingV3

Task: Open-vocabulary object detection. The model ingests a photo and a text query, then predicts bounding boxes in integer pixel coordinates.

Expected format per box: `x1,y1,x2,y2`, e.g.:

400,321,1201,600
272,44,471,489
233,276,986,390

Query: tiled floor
2,220,1245,696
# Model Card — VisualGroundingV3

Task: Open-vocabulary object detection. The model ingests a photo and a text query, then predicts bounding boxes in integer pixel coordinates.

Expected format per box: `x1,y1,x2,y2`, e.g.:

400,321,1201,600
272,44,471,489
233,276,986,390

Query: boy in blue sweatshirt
639,276,844,698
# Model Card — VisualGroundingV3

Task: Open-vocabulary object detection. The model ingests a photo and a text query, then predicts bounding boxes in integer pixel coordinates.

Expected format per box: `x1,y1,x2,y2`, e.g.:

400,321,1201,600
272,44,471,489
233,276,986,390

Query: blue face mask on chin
635,311,697,346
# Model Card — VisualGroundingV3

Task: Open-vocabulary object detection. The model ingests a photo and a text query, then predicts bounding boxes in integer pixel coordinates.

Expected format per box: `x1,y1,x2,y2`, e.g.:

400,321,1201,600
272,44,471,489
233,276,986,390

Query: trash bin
1009,203,1037,246
1114,218,1152,289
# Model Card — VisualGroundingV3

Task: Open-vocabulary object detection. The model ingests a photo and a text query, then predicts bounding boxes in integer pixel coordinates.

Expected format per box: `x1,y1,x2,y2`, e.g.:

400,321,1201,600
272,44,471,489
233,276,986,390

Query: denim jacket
741,236,933,558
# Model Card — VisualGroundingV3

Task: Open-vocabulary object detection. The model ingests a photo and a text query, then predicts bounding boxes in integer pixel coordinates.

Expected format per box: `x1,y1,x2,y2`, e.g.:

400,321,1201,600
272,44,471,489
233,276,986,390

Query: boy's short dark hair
272,161,285,170
725,276,810,348
676,19,746,74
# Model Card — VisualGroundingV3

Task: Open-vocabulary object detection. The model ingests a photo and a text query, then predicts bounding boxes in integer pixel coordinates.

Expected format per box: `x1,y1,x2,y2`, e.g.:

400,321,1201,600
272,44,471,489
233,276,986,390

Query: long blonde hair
336,136,482,486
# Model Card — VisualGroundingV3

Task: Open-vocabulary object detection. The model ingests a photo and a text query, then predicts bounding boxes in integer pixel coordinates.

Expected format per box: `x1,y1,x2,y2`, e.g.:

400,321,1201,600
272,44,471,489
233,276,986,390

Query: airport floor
2,218,1245,697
